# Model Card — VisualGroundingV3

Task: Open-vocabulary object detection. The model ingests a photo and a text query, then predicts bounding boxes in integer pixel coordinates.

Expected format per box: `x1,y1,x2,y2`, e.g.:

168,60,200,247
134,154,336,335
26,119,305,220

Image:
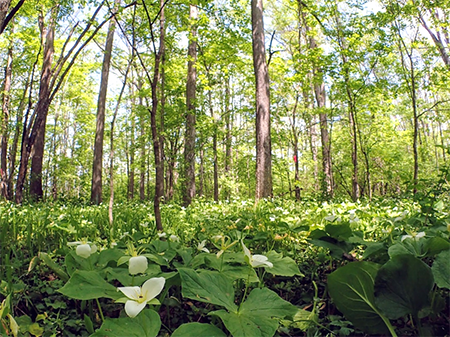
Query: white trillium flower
241,240,273,268
169,234,180,242
118,277,165,318
129,255,148,275
197,240,210,253
67,241,97,258
401,231,426,242
157,232,167,239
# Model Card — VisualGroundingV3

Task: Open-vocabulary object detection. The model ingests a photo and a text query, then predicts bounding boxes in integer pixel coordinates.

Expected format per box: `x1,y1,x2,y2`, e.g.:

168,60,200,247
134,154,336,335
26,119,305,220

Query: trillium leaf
178,268,238,313
210,309,279,337
432,249,450,289
328,261,390,335
239,288,298,319
209,288,297,337
266,251,304,276
374,254,434,319
423,237,450,257
171,323,227,337
92,309,161,337
58,270,120,300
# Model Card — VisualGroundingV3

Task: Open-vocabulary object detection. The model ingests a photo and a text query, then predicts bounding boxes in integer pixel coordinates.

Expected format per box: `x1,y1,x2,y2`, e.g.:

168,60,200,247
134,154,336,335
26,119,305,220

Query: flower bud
129,255,148,275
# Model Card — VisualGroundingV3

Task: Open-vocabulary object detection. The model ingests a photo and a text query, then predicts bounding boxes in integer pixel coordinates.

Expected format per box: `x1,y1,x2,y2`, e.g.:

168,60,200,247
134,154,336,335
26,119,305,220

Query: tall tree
252,0,272,199
91,0,120,205
28,5,59,201
183,1,198,206
1,23,13,198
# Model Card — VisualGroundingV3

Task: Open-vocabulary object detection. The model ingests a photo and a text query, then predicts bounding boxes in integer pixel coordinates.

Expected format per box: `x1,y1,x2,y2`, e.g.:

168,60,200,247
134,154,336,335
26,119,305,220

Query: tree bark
1,24,13,199
149,0,165,231
91,0,119,205
252,0,272,199
29,8,58,201
183,3,198,206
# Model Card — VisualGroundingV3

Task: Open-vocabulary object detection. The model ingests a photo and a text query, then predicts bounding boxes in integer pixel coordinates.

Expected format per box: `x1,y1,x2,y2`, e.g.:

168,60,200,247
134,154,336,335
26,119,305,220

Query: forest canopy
1,0,449,204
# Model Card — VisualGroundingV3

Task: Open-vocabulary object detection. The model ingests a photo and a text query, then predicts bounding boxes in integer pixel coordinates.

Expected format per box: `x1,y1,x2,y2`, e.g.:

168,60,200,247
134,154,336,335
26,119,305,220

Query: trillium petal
252,254,273,268
141,277,165,301
241,241,252,260
67,241,82,247
415,232,426,240
124,300,147,318
170,234,179,242
129,255,148,275
76,244,92,258
118,286,141,301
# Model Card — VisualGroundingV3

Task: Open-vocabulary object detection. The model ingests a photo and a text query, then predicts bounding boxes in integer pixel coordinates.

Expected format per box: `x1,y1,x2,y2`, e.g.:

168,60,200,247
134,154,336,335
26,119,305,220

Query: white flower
197,240,210,253
157,232,167,238
401,231,426,242
117,277,165,318
241,240,273,268
129,255,148,275
169,234,179,242
67,241,97,259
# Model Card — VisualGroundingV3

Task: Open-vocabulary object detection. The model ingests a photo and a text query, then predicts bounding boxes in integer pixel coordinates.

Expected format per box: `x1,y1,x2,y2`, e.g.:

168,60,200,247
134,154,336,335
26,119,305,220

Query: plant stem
96,298,105,322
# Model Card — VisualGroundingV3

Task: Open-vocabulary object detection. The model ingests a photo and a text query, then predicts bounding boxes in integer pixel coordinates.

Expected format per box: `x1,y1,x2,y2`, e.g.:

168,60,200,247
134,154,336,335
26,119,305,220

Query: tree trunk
29,9,58,201
128,83,136,200
1,24,13,199
0,0,11,32
252,0,272,199
149,0,165,231
183,3,198,206
210,90,219,202
91,0,119,205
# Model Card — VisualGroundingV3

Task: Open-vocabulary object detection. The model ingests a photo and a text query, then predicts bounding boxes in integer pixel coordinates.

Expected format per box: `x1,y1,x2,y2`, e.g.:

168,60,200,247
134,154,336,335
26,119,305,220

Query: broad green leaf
239,288,298,319
328,261,390,335
178,268,238,312
325,223,353,241
432,249,450,289
210,309,279,337
423,237,450,257
374,254,434,319
220,265,259,283
97,249,125,268
105,264,162,286
58,270,120,300
171,323,227,337
362,242,387,260
266,251,304,277
91,309,161,337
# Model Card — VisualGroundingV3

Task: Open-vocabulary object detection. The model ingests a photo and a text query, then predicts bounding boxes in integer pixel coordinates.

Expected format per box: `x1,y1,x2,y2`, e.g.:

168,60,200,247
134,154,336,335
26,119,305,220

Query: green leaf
105,264,162,286
210,309,279,337
423,237,450,257
97,249,124,268
290,308,318,331
84,314,94,334
266,251,304,277
328,261,390,335
58,270,120,300
209,288,296,337
374,254,434,319
239,288,298,318
432,249,450,289
171,323,227,337
220,265,259,283
178,268,238,312
92,309,161,337
362,242,387,260
325,223,353,241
